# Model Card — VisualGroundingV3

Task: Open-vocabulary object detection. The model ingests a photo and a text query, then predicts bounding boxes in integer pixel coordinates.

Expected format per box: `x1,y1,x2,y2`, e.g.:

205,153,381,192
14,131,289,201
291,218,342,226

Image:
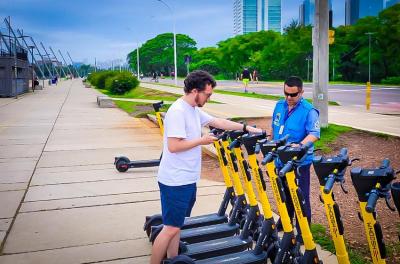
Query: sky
0,0,345,66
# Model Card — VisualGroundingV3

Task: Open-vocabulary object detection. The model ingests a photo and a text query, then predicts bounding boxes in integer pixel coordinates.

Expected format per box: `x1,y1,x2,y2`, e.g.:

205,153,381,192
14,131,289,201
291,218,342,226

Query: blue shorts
158,182,197,228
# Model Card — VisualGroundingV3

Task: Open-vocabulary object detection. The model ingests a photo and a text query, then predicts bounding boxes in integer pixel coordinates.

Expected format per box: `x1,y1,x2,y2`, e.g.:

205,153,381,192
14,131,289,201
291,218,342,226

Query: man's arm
168,135,216,153
208,118,262,134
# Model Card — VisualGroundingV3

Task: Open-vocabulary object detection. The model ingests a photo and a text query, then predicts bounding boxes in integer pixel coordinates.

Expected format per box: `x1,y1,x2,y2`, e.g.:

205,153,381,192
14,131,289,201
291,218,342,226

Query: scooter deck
183,235,252,260
180,223,239,244
195,250,267,264
182,213,228,230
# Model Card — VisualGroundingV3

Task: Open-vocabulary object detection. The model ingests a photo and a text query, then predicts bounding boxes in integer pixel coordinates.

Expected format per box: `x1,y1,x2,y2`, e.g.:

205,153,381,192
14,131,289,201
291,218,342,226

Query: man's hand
246,126,263,134
199,134,218,145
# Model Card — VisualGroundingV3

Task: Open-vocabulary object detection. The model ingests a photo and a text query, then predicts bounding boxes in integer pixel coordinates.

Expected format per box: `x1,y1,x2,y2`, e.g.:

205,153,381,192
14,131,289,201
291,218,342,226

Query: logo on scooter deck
290,188,303,219
367,221,380,260
327,203,338,238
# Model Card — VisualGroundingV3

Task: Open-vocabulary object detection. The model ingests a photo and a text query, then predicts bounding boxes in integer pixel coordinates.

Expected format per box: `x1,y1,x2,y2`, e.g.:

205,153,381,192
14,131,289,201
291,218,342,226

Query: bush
105,72,139,94
87,71,119,89
381,76,400,85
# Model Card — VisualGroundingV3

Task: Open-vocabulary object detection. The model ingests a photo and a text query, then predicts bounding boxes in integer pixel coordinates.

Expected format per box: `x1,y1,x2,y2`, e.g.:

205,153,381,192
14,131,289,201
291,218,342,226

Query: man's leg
150,225,180,264
166,229,180,258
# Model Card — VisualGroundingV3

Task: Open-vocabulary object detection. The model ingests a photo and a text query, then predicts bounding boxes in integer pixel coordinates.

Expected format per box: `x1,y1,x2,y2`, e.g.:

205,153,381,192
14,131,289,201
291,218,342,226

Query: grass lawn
310,224,369,264
315,124,353,153
113,100,171,118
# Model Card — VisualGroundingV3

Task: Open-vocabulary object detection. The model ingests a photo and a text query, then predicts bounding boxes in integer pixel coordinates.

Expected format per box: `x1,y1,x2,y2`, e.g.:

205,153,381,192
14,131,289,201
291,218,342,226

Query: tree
127,33,197,77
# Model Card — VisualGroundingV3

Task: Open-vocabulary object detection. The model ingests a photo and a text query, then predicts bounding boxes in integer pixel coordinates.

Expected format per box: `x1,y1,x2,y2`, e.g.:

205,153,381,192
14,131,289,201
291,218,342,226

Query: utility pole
312,0,329,127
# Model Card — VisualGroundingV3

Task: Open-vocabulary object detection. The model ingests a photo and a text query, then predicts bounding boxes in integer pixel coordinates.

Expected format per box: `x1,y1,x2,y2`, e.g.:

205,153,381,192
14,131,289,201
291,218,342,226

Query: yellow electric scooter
351,159,397,264
277,142,322,264
257,135,303,263
313,148,358,264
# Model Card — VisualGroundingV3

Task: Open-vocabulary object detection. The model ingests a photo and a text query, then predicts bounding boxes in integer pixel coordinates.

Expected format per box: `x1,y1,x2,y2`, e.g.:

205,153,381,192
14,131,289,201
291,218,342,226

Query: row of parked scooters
114,101,399,264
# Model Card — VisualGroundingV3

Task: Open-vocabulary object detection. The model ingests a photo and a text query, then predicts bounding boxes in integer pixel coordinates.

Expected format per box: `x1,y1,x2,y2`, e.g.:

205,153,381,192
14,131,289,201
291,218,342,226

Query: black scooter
114,101,164,172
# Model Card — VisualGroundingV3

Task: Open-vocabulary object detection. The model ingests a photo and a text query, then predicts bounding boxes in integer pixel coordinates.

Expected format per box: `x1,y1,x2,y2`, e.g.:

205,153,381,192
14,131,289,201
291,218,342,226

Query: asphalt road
144,78,400,113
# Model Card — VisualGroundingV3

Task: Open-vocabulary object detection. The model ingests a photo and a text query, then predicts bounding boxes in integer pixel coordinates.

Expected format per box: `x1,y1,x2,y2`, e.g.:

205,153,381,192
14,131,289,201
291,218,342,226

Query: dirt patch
201,117,400,263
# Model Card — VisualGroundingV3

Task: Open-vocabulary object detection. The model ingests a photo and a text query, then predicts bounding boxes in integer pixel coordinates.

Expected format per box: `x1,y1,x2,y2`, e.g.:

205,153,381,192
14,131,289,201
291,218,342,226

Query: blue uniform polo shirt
272,98,320,167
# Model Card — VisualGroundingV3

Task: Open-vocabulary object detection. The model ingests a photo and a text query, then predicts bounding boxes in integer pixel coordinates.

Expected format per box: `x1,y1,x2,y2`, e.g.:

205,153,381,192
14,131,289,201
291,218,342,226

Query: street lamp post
137,42,140,78
157,0,178,86
365,32,375,83
306,56,312,82
29,45,35,91
365,32,375,110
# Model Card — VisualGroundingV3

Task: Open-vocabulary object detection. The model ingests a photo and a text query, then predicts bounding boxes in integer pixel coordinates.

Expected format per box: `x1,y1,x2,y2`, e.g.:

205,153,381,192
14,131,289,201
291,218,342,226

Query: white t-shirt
157,98,214,186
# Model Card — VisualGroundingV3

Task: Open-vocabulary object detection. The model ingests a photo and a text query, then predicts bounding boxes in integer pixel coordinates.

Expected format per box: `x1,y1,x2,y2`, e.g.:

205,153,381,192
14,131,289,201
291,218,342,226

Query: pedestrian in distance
241,67,252,93
269,76,320,243
252,69,259,83
150,70,262,264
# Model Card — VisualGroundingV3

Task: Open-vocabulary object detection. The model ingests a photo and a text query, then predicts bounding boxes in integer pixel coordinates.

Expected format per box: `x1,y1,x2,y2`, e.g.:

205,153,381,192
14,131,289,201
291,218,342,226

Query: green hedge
105,72,139,95
88,71,139,95
381,76,400,85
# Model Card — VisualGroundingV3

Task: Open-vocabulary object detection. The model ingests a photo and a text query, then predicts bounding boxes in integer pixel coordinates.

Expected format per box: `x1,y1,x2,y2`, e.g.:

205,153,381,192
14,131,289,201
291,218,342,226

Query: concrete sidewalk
141,82,400,137
0,80,337,263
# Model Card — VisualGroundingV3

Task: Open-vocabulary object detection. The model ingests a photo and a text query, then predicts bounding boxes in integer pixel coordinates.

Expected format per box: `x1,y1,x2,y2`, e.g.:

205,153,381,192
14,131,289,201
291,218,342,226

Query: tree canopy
126,4,400,83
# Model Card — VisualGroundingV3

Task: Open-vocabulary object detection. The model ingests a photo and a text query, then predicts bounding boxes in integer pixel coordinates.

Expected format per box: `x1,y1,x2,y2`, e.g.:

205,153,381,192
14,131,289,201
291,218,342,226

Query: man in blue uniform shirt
269,76,320,242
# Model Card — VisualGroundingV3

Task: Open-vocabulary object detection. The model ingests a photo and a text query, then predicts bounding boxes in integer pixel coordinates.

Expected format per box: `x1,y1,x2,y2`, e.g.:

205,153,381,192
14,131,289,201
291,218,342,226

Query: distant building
385,0,399,8
299,0,332,27
345,0,386,25
234,0,282,35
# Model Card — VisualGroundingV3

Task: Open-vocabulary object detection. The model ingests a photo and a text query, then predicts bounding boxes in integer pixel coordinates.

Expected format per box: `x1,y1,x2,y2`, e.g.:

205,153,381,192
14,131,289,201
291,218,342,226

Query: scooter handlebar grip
279,162,293,177
261,153,273,165
228,139,238,150
302,141,313,151
339,148,348,157
381,159,390,168
323,176,335,194
366,191,379,213
255,143,261,154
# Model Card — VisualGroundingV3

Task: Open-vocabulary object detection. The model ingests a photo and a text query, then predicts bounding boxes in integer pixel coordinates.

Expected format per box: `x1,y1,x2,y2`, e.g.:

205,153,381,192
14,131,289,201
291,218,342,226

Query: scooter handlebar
323,175,335,194
302,141,314,152
228,139,238,150
261,153,274,165
339,148,348,157
255,143,261,154
279,162,293,177
381,158,390,169
366,190,379,213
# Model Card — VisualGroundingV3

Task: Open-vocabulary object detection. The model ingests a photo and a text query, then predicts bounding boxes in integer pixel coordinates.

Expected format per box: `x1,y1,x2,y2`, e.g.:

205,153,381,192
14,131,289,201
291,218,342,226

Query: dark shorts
158,182,197,228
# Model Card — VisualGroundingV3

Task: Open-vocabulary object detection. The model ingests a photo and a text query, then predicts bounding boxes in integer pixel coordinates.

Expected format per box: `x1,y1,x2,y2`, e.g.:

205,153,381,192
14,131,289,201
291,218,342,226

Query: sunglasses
284,91,300,98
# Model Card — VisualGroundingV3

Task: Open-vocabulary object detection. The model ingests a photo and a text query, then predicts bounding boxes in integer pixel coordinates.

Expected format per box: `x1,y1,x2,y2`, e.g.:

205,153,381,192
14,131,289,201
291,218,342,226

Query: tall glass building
345,0,385,25
299,0,332,26
233,0,282,35
386,0,400,8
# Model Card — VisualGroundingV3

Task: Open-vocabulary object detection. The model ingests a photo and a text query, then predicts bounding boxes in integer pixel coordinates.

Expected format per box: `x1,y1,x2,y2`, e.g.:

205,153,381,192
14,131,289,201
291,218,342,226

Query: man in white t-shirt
150,70,262,264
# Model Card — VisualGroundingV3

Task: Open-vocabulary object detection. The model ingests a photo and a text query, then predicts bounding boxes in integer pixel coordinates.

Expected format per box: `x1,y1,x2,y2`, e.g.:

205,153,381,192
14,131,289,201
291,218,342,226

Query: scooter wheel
115,157,130,172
